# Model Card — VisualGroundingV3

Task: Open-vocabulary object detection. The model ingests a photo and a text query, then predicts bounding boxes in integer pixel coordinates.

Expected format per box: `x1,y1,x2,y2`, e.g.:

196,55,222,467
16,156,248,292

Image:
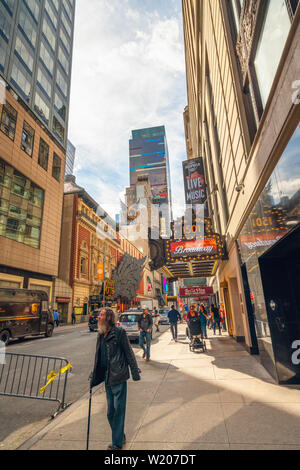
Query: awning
162,260,219,279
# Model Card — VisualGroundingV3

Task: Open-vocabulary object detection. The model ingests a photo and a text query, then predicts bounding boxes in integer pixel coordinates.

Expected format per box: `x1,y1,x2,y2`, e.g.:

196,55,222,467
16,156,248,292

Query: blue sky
68,0,187,219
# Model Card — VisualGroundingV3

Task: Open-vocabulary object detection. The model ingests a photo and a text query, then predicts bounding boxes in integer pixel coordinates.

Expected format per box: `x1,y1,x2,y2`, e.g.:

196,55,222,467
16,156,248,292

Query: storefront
238,125,300,384
56,297,71,324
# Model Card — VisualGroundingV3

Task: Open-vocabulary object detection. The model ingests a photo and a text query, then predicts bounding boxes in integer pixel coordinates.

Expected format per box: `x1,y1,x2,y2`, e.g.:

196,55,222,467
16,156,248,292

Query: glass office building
0,0,75,148
65,138,75,175
129,126,173,231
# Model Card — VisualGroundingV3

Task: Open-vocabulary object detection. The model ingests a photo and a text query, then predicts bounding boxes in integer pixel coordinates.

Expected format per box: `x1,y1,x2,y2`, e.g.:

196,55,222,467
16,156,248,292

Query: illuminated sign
166,236,224,262
104,280,115,300
240,230,288,251
182,158,207,205
180,287,213,297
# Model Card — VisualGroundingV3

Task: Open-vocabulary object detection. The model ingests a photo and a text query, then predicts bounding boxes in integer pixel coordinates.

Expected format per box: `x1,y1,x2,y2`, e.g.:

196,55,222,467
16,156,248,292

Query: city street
0,322,170,449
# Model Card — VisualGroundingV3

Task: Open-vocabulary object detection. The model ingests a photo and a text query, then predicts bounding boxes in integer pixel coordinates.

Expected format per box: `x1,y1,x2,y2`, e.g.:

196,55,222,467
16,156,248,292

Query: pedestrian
186,304,199,339
153,307,160,332
90,308,141,450
71,309,76,325
199,304,208,339
53,309,59,327
220,303,227,331
211,303,222,335
138,306,153,361
167,305,181,341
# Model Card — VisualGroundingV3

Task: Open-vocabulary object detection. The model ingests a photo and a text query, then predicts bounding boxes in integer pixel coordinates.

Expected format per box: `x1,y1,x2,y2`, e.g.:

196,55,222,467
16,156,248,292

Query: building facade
0,0,75,301
129,126,173,235
182,0,300,383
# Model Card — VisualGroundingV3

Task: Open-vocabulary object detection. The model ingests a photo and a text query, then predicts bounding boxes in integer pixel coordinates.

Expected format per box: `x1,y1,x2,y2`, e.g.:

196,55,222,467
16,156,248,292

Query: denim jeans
213,319,221,334
139,331,151,358
200,321,207,338
105,380,127,448
170,322,178,339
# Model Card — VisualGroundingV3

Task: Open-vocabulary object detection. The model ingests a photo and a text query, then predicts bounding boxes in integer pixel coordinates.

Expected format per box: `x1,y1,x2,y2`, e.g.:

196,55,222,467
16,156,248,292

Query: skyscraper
129,125,172,234
0,0,75,148
0,0,75,300
65,138,76,175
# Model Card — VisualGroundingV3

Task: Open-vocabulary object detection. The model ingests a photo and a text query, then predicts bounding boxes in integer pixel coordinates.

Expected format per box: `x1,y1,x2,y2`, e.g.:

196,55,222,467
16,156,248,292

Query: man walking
153,307,160,332
71,309,76,325
138,306,153,361
53,309,59,327
90,308,141,450
211,304,222,335
168,305,181,341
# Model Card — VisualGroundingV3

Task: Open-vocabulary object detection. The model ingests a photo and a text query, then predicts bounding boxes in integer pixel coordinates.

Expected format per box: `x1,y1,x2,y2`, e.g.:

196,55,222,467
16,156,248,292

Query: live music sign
180,286,213,297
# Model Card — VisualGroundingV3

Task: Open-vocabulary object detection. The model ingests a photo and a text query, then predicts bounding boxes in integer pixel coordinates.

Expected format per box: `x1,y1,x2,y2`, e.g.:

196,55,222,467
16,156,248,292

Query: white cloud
68,0,187,220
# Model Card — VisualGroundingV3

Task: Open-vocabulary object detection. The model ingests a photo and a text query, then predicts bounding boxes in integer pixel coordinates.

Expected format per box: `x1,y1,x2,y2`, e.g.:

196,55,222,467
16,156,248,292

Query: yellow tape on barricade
40,363,72,394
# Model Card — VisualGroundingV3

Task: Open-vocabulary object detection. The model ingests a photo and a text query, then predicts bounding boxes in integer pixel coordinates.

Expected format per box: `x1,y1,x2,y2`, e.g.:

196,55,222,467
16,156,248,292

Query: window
53,116,65,141
18,5,37,47
63,0,73,21
60,28,71,54
2,0,15,15
56,69,68,96
11,61,31,98
80,257,87,275
52,153,61,182
0,42,5,68
21,121,34,157
42,18,56,51
14,34,34,72
45,0,58,29
24,0,40,22
37,67,52,97
61,10,72,37
254,0,291,108
0,9,11,41
54,93,66,120
34,92,49,122
58,46,69,72
39,41,54,74
38,138,49,171
0,102,17,140
0,158,44,248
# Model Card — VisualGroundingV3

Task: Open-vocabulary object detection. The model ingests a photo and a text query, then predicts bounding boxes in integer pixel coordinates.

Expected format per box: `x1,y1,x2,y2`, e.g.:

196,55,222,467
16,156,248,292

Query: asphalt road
0,322,169,449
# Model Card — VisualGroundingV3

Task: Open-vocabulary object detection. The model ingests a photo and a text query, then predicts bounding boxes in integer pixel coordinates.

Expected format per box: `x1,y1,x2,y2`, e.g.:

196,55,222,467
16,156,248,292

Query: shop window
52,152,61,182
0,102,17,140
254,0,291,108
21,121,34,157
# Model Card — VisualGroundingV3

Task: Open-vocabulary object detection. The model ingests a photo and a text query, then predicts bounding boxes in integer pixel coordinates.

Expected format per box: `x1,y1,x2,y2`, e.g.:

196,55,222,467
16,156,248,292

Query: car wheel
0,329,10,346
45,324,54,338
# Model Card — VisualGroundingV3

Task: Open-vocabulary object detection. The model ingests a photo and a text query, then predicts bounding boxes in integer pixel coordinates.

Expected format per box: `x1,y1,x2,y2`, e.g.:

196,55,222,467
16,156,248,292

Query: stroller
187,316,207,353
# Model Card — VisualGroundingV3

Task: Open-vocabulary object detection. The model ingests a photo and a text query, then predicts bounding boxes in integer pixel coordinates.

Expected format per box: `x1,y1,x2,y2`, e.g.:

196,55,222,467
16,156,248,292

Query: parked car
89,309,100,332
117,311,153,342
159,308,170,325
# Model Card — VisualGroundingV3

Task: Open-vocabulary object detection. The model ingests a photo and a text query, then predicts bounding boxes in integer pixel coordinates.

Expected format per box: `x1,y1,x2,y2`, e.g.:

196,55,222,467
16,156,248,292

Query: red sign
179,286,213,297
195,296,209,301
56,297,70,303
240,230,288,251
170,238,217,258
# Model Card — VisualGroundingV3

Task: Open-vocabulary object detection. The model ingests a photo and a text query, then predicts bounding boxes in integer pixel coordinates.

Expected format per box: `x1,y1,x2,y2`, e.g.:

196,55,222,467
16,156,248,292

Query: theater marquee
165,234,225,262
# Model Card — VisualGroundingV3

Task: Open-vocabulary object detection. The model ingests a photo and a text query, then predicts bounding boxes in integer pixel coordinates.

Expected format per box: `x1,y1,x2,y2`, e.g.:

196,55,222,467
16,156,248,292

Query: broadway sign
182,157,207,205
169,238,219,258
180,286,213,297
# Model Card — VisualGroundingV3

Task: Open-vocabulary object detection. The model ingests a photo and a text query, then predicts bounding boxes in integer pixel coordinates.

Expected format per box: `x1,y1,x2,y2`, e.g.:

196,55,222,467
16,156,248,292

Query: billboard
182,157,207,205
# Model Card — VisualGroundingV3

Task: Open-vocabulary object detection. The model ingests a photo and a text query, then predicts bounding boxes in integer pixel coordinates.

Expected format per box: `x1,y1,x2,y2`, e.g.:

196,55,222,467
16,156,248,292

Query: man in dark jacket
137,306,153,361
90,308,141,450
168,305,182,341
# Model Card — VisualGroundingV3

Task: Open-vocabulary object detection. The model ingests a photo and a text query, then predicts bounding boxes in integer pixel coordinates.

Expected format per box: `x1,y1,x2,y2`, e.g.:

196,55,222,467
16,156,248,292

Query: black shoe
107,444,122,450
123,434,126,445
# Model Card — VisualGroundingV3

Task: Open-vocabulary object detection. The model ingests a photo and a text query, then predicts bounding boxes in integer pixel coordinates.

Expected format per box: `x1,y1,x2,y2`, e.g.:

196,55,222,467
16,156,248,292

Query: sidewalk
20,324,300,450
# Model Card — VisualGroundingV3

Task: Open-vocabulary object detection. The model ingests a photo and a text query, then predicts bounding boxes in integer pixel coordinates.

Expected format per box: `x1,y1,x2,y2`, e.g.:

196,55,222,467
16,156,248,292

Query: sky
68,0,187,220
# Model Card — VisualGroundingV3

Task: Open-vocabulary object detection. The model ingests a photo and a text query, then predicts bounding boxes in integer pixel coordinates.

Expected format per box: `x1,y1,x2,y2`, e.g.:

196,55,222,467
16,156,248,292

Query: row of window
0,102,62,182
0,157,44,248
228,0,298,132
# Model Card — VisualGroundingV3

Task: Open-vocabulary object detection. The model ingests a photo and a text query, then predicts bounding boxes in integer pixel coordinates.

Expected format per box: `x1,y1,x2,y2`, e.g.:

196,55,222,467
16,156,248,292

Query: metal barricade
0,353,72,418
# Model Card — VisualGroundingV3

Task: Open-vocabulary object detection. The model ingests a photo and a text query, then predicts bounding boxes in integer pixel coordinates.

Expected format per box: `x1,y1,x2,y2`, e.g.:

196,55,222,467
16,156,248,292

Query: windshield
119,314,140,323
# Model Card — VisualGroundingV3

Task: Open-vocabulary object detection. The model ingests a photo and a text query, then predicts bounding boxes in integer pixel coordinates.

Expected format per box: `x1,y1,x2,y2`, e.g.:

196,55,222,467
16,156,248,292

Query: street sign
179,286,213,297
